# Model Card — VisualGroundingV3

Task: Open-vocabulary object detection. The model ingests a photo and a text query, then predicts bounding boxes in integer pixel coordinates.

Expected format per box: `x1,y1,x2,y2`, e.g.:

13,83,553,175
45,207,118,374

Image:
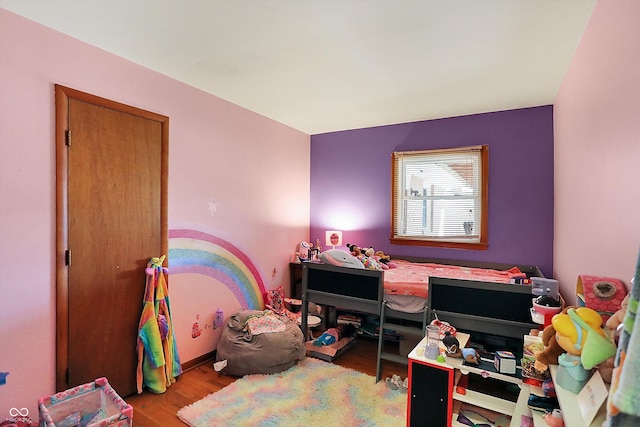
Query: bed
300,253,543,381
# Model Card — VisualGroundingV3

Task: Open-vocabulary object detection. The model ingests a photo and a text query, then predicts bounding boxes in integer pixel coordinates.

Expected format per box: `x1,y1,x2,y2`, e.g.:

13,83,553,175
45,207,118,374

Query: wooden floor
126,339,409,426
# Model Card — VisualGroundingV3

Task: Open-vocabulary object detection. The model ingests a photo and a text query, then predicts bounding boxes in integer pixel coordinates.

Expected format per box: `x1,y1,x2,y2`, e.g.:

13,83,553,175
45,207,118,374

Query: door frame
55,84,169,391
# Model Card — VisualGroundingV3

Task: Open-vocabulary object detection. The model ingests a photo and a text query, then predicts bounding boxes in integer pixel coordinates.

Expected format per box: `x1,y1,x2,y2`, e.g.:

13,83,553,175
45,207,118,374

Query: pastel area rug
177,357,407,426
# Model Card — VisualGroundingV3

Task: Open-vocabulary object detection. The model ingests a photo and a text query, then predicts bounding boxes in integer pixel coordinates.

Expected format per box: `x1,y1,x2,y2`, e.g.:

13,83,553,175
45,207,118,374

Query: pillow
319,250,364,269
265,286,285,315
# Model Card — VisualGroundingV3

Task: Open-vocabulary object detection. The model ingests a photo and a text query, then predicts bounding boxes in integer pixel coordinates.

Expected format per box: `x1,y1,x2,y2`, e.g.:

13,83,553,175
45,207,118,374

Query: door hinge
65,249,71,266
65,129,72,146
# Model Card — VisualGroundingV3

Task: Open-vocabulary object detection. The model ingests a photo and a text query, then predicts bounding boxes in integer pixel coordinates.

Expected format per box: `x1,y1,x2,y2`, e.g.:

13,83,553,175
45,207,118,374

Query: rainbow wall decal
168,229,265,310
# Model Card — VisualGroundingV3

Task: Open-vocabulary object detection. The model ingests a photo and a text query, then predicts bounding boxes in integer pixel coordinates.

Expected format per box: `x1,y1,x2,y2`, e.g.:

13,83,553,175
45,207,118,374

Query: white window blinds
391,145,488,247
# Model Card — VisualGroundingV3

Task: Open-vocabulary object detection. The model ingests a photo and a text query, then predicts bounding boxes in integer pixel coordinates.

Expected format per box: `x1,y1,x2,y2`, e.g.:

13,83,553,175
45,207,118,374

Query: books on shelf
336,310,407,342
358,321,402,341
337,314,362,327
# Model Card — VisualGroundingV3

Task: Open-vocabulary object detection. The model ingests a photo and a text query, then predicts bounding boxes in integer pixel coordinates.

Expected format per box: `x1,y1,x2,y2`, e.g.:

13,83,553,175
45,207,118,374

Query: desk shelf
549,365,608,427
407,334,530,427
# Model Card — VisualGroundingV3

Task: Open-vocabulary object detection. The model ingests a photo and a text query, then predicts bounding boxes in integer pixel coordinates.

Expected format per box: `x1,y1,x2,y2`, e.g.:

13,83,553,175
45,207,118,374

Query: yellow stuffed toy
534,306,577,372
535,306,617,377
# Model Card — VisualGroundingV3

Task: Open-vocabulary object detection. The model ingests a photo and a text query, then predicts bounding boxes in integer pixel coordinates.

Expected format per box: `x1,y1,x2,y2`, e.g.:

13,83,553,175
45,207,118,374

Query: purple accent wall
310,106,554,276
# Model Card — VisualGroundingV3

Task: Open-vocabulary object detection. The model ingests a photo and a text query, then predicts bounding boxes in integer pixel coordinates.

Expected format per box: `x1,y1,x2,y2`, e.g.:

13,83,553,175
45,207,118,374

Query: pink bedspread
383,260,526,298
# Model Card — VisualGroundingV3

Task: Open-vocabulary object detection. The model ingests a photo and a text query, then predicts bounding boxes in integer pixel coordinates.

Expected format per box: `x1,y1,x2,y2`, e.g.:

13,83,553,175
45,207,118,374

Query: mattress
384,293,428,314
383,259,527,299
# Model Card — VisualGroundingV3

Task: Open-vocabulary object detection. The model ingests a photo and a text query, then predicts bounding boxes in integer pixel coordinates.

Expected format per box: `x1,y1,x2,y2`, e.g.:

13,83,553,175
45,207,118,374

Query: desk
407,333,528,427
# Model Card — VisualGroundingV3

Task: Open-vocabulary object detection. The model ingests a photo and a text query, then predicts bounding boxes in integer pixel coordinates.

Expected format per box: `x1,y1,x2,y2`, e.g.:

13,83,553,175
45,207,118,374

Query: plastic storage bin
38,377,132,427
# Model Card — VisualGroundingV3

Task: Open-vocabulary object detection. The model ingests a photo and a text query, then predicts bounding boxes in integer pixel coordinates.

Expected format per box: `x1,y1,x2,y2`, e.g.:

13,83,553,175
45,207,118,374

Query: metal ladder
375,300,428,382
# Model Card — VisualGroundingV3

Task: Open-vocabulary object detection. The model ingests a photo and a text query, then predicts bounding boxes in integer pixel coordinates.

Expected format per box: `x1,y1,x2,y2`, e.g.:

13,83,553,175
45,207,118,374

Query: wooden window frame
390,145,489,250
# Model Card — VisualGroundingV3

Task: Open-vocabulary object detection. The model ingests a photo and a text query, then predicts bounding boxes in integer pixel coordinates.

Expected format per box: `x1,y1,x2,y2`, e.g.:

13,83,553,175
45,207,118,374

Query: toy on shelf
430,311,457,340
530,277,563,327
543,409,565,427
534,306,578,372
552,307,617,393
296,242,310,261
605,292,630,332
442,331,479,365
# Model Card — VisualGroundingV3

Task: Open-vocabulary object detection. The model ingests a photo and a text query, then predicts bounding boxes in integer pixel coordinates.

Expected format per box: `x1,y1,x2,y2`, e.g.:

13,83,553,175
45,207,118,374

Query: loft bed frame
300,256,543,382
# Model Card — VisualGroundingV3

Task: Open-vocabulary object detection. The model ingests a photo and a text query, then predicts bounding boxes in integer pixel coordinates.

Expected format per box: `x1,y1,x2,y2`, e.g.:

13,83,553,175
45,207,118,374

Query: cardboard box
494,351,516,375
39,377,132,427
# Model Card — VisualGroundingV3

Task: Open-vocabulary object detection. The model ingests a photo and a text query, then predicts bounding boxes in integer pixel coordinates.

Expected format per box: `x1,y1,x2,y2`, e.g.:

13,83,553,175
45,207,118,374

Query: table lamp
325,230,342,250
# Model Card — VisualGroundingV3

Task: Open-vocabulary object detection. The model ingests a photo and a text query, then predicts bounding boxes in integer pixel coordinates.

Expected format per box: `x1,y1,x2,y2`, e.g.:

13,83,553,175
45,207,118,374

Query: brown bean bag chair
215,309,306,376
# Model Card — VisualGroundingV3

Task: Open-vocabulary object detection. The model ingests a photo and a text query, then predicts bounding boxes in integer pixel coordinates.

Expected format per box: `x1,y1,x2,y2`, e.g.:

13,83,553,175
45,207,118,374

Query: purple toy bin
38,377,133,427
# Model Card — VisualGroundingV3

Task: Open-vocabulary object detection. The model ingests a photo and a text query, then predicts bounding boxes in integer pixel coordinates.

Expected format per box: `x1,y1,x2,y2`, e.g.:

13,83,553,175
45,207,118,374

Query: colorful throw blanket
245,311,286,335
605,250,640,426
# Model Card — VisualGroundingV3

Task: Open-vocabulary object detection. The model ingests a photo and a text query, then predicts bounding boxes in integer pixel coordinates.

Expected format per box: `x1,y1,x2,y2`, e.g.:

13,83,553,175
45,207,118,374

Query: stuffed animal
552,306,617,370
534,306,578,372
597,356,615,384
605,292,630,331
594,315,626,384
346,244,383,270
361,253,383,270
346,243,362,257
375,250,391,263
594,292,629,383
360,247,383,270
535,305,617,372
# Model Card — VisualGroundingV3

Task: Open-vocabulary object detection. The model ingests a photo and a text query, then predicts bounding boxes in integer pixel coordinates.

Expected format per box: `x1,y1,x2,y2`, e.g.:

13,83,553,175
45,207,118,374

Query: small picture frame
309,247,320,261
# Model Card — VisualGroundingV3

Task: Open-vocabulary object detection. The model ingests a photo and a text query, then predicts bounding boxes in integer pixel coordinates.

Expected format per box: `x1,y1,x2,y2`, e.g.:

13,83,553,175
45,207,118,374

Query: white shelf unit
521,365,609,427
408,334,531,427
516,382,548,427
548,365,608,427
447,356,521,417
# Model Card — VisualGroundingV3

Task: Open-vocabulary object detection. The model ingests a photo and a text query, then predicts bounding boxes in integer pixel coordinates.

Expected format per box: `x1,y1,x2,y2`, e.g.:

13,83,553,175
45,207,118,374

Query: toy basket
38,377,132,427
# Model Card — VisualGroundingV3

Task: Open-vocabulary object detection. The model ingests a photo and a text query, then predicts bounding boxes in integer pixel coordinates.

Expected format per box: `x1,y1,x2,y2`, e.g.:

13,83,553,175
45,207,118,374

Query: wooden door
55,85,168,396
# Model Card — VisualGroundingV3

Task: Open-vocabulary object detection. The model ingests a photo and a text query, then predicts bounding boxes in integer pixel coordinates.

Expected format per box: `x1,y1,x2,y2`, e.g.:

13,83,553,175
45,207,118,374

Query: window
391,145,488,249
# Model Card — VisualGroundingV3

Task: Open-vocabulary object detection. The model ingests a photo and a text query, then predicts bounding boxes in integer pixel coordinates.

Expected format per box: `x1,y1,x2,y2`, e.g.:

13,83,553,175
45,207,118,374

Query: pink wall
4,0,640,417
0,9,309,417
554,0,640,303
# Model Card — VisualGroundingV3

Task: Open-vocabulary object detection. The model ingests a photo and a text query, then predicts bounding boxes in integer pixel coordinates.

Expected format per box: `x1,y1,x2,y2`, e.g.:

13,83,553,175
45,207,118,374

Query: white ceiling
0,0,596,134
